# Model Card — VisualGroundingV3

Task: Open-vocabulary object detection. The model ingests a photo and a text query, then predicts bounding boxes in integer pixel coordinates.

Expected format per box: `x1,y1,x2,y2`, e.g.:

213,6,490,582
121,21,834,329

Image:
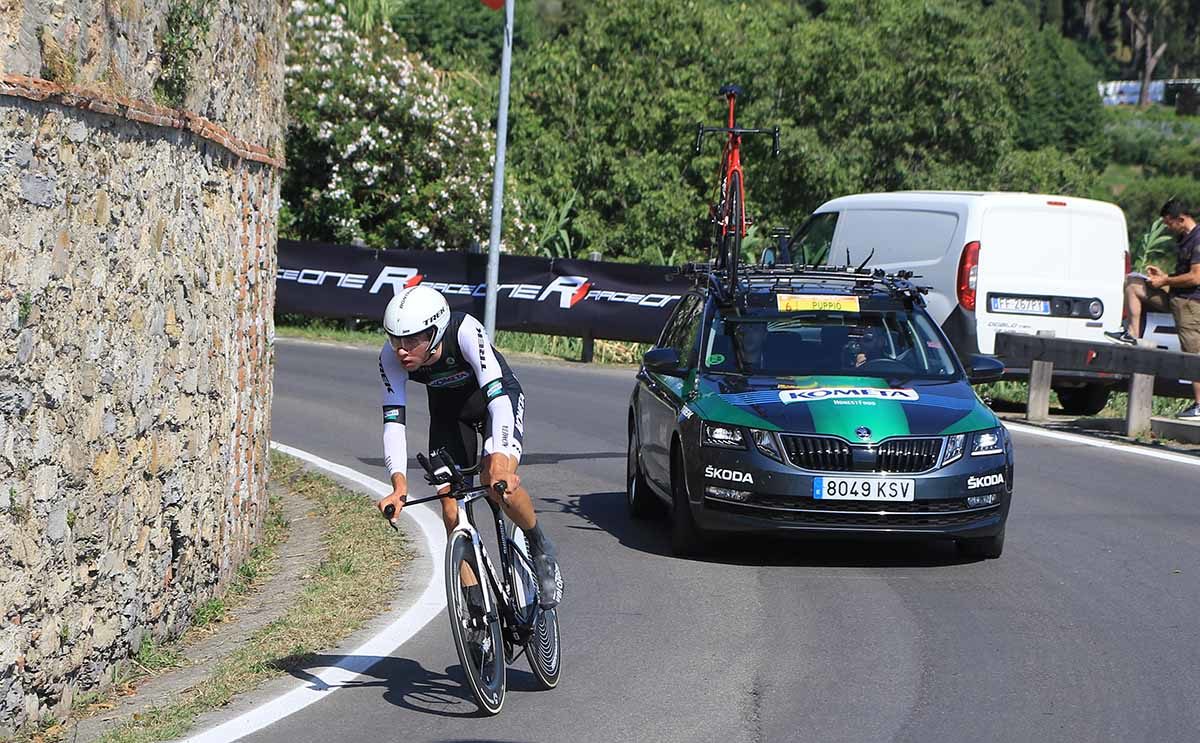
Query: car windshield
703,301,961,380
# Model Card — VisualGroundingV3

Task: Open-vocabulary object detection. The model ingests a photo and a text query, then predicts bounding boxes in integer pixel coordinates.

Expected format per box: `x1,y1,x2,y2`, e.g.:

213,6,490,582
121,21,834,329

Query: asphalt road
244,337,1200,743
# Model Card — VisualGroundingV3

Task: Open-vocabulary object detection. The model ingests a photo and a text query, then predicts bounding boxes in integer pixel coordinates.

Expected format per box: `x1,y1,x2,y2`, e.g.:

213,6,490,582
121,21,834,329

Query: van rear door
974,200,1126,354
827,208,963,325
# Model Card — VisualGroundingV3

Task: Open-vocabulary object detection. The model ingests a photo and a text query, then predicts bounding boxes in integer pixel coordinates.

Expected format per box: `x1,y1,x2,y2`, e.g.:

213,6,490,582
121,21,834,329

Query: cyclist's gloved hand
378,489,406,527
482,454,520,497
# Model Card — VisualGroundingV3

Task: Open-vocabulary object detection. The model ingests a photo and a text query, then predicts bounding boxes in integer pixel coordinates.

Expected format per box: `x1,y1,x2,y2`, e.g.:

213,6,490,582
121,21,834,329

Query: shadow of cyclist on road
271,653,547,719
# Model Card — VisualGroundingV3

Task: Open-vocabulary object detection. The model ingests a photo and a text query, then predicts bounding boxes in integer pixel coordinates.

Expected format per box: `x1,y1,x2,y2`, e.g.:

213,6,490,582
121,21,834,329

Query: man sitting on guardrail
1106,198,1200,419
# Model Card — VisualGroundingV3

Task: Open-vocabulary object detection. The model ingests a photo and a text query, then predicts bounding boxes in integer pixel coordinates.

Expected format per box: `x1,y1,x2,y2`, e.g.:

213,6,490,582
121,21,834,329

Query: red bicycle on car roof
693,84,781,298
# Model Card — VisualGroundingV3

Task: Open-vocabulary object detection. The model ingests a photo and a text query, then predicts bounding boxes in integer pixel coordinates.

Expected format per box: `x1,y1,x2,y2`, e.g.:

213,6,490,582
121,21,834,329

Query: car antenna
855,248,875,272
845,247,851,267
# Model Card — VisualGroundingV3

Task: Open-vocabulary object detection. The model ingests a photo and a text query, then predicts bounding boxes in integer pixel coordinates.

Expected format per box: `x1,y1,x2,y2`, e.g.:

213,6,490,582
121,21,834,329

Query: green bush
1105,117,1166,165
283,2,535,252
991,147,1100,195
1116,176,1200,244
1144,141,1200,178
1014,29,1105,164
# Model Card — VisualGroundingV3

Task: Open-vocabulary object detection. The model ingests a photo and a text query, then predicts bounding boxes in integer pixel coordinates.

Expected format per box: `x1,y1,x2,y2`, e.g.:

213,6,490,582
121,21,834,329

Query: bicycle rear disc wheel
509,526,562,689
723,170,743,296
446,529,505,714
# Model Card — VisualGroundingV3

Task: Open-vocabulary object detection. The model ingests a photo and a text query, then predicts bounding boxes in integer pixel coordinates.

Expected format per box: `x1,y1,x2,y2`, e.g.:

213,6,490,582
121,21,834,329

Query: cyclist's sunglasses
388,329,434,351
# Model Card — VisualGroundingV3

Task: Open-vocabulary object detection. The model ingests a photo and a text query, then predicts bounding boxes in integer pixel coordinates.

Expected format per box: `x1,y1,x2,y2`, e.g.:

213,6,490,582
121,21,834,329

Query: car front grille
780,435,853,471
779,434,943,474
876,437,942,473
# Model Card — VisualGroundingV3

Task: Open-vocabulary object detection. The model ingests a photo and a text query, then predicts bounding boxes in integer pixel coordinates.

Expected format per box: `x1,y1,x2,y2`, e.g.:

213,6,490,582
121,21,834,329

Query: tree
282,1,536,252
1127,1,1171,107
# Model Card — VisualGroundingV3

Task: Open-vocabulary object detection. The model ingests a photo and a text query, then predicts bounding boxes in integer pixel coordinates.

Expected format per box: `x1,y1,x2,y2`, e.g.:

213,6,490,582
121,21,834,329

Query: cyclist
375,285,564,608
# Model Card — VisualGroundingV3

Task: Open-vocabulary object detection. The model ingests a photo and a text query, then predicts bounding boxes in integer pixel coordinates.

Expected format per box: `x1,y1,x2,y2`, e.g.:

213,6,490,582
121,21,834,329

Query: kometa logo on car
779,387,920,404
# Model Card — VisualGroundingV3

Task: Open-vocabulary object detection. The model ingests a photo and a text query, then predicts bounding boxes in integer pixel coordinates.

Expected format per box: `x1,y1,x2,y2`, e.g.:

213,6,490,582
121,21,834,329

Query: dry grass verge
12,452,411,743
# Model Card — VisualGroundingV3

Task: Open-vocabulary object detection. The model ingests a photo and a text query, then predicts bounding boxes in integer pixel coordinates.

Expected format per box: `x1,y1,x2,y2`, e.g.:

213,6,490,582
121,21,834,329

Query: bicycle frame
405,451,536,646
693,87,780,248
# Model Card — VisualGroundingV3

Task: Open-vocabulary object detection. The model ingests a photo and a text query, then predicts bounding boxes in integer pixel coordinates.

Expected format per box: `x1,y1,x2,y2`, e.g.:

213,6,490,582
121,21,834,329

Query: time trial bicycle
383,448,561,714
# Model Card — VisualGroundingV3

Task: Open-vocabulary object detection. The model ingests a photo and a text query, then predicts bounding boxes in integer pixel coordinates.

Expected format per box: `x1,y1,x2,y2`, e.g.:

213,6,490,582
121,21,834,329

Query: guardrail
994,331,1200,437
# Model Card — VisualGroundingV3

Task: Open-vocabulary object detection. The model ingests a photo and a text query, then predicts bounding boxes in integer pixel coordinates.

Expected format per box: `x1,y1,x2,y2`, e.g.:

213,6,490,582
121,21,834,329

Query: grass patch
15,451,411,743
274,320,648,366
975,380,1192,419
83,451,412,743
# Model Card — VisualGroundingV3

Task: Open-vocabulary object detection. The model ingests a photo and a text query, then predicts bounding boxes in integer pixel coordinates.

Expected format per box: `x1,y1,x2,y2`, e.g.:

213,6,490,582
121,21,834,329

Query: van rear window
835,209,959,267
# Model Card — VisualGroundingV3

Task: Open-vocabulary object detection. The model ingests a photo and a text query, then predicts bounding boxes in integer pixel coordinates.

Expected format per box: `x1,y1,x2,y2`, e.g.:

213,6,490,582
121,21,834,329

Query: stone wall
1,0,286,155
0,3,284,733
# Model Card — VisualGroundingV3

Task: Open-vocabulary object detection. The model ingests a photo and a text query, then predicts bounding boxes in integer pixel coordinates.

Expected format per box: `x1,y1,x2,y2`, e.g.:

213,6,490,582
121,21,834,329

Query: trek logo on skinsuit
378,358,394,393
427,370,472,388
515,393,525,433
704,465,754,484
967,473,1005,490
476,326,488,370
779,387,920,404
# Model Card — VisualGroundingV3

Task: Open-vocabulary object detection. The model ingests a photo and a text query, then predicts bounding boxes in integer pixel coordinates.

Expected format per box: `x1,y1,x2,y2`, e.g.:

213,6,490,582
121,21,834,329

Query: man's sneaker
530,549,564,609
1177,404,1200,420
1104,328,1137,345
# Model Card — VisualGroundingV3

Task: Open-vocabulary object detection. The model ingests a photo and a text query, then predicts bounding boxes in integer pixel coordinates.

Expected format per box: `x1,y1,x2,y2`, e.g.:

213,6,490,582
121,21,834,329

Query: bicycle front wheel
446,529,506,714
509,526,562,689
722,170,743,296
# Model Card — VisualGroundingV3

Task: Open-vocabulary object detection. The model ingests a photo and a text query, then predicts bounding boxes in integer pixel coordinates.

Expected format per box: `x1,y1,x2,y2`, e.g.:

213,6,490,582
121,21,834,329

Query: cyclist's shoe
464,584,486,622
529,545,564,609
1104,328,1137,345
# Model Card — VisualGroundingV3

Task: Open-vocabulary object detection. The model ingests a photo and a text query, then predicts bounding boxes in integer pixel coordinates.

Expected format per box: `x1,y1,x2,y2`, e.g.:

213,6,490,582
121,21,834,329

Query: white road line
1005,421,1200,468
183,442,447,743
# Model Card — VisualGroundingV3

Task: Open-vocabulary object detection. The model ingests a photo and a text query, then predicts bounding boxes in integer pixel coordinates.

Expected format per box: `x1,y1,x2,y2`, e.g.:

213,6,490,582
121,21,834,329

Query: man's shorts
426,382,525,471
1143,286,1200,353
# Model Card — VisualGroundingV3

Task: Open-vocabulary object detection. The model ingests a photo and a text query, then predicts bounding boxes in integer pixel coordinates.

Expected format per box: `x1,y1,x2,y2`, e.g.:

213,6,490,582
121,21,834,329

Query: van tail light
957,240,980,311
1124,250,1131,276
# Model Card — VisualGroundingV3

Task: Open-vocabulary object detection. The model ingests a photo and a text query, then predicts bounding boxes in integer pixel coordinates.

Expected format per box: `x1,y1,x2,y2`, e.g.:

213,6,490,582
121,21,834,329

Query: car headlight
971,428,1004,456
751,429,784,462
702,422,745,449
943,433,966,465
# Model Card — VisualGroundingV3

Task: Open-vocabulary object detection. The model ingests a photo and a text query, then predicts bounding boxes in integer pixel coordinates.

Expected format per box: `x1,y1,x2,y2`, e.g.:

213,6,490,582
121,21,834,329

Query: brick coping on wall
1,74,285,170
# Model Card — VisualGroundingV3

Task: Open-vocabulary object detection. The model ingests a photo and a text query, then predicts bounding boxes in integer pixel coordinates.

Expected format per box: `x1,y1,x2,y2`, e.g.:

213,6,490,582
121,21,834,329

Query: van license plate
990,296,1050,315
813,477,915,501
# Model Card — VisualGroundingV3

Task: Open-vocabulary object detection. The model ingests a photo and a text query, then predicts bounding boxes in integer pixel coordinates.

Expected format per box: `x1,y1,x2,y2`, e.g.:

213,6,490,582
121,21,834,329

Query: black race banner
276,240,685,343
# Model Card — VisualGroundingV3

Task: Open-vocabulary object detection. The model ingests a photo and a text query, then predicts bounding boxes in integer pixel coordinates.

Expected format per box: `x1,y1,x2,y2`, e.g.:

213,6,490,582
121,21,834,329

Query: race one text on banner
275,240,684,344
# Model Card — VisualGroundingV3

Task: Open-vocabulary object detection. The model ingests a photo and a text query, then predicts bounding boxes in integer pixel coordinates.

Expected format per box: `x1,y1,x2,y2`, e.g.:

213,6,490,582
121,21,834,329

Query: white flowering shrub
282,0,534,252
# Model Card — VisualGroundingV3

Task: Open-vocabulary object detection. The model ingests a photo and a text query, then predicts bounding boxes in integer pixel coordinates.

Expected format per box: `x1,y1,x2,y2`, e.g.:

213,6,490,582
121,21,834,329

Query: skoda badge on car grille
855,426,872,441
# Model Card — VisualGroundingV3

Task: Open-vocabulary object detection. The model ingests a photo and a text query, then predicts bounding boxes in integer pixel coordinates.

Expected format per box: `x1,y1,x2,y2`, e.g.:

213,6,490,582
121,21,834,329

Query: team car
626,264,1014,558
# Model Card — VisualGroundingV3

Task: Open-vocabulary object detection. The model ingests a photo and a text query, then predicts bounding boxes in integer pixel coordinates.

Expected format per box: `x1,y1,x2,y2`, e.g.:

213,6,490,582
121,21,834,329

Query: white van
789,191,1128,414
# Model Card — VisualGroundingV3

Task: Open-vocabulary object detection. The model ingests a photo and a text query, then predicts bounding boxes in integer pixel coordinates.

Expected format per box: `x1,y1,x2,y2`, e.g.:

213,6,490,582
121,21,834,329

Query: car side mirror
968,354,1005,383
643,348,685,377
